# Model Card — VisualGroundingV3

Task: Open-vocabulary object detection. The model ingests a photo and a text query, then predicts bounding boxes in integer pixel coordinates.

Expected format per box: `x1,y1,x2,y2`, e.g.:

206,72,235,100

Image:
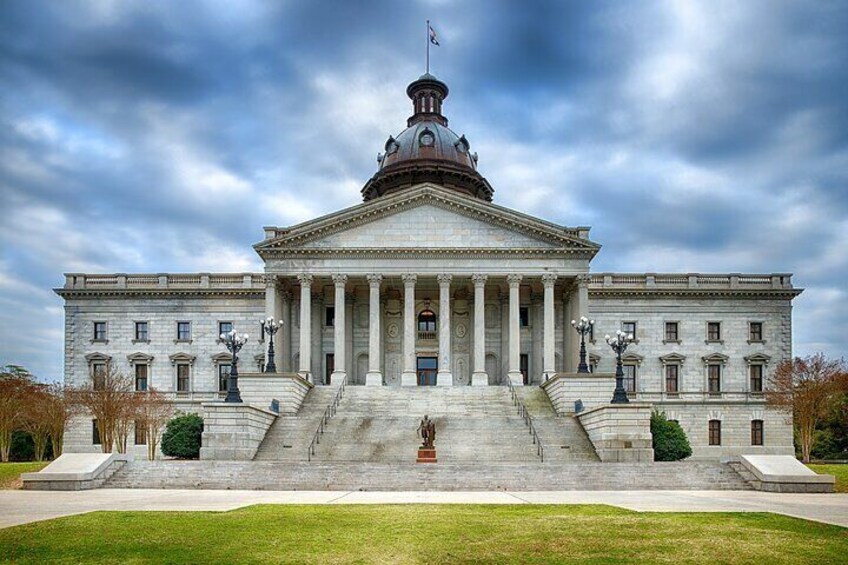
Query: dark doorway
325,354,334,385
520,354,529,385
417,357,438,386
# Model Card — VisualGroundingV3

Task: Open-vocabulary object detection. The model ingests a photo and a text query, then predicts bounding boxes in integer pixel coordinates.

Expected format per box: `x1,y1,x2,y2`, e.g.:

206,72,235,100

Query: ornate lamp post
570,316,594,373
605,330,633,404
260,317,281,373
220,329,248,403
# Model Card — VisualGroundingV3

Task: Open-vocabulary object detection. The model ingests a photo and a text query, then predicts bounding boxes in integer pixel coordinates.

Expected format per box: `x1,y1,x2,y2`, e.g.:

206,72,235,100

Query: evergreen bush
651,411,692,461
160,413,203,459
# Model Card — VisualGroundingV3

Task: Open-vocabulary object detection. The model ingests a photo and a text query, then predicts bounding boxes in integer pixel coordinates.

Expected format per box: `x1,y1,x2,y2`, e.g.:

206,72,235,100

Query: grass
0,505,846,564
809,464,848,493
0,462,47,489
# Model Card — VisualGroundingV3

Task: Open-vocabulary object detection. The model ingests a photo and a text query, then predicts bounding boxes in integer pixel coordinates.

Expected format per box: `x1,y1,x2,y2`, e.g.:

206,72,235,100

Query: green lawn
0,505,845,564
809,464,848,493
0,462,47,489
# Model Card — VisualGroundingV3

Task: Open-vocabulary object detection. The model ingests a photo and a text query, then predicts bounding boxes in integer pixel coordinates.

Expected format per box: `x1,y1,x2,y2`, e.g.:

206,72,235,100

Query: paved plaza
1,489,845,530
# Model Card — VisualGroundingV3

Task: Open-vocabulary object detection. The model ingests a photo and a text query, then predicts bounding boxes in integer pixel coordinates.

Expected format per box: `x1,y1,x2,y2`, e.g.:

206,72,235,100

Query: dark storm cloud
1,0,847,379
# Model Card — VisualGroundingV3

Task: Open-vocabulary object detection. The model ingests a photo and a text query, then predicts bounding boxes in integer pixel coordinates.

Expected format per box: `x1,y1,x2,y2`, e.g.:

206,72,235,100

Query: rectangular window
707,322,721,341
751,420,764,446
176,364,190,392
176,321,191,341
325,307,335,327
218,364,231,392
92,419,101,445
664,322,679,342
749,322,763,342
750,364,763,393
709,420,722,446
134,321,148,341
218,321,233,336
621,321,637,337
134,421,147,445
520,354,529,384
623,365,636,393
665,365,679,393
93,321,107,341
519,307,529,327
92,363,107,390
326,353,335,384
134,364,148,392
708,364,721,393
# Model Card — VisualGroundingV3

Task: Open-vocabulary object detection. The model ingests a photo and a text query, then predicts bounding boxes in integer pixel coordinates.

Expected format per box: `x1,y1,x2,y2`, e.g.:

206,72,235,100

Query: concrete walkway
0,489,846,530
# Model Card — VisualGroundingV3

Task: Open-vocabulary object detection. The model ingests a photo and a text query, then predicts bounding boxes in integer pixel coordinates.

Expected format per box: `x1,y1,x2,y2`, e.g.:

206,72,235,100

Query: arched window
418,310,436,333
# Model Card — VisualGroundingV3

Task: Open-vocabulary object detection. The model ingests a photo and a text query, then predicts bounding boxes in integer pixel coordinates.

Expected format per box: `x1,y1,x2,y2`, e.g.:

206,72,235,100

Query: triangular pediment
256,184,599,255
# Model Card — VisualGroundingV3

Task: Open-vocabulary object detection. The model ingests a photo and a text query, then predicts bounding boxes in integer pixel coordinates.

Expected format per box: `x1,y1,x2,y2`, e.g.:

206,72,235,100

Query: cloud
1,0,847,378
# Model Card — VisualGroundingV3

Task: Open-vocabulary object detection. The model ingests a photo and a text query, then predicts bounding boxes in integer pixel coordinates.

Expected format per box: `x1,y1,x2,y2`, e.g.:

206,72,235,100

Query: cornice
262,247,596,259
588,288,803,300
55,288,264,300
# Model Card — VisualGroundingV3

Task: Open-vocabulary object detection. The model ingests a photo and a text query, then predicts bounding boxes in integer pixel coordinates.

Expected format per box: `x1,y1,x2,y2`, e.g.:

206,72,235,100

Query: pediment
256,184,599,255
659,352,686,364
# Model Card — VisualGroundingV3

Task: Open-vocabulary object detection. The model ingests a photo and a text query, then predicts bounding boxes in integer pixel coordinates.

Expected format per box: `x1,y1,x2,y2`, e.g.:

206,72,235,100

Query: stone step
105,460,754,491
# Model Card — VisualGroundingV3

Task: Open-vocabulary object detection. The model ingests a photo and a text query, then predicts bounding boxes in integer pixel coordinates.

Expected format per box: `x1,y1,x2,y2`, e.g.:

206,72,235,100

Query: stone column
437,274,453,386
264,275,278,372
471,274,488,386
542,274,558,381
279,288,291,372
297,274,313,382
345,292,354,384
401,274,418,386
506,274,523,385
567,275,590,372
331,274,347,384
365,274,383,385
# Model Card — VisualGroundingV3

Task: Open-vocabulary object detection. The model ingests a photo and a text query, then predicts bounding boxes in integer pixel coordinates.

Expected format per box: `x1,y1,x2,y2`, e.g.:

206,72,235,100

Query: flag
429,24,439,46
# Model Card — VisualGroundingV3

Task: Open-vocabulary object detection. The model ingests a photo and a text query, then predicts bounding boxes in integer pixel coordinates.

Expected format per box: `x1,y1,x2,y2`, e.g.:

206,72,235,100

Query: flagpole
426,19,430,74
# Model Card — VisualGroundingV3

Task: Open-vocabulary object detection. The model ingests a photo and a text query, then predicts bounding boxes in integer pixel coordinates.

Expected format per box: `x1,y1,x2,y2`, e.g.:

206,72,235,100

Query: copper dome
362,74,494,202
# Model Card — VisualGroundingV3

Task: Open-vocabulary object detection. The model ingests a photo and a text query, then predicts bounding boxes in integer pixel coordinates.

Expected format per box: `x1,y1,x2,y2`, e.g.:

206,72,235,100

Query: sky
1,0,847,380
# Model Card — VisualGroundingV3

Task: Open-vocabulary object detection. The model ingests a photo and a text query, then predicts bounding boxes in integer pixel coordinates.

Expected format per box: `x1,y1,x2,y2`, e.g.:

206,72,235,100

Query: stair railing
505,378,545,462
307,378,347,462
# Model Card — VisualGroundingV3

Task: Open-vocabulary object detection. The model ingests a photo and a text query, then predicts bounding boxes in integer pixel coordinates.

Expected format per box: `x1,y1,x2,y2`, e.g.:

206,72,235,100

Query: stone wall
200,403,277,460
576,403,654,462
541,372,616,413
238,372,313,414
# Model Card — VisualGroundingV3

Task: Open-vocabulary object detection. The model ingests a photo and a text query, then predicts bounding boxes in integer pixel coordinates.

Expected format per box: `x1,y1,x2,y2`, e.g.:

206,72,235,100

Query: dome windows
419,128,435,147
454,135,470,154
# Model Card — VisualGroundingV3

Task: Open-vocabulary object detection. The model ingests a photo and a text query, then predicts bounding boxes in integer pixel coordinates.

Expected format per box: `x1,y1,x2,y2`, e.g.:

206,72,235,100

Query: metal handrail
505,378,544,462
307,378,346,462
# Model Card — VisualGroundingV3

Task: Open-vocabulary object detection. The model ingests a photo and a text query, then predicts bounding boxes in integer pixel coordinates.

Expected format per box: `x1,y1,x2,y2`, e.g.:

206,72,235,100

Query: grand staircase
103,385,753,491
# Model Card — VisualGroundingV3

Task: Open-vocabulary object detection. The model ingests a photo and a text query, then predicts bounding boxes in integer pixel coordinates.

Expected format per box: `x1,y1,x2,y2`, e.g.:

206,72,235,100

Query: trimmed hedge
651,411,692,461
161,413,204,459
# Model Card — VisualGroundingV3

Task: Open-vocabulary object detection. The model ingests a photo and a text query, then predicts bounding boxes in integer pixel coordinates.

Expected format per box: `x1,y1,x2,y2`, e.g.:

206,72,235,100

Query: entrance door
417,357,438,386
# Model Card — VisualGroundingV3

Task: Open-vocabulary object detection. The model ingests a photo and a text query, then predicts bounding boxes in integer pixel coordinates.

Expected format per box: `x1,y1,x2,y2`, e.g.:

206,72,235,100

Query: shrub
160,413,203,459
651,411,692,461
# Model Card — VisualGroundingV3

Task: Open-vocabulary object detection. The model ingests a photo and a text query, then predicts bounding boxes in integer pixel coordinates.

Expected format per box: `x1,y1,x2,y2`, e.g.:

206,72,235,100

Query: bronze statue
417,414,436,449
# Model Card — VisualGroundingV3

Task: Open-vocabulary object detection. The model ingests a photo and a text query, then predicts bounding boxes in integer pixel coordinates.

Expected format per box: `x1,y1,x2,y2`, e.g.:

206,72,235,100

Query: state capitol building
57,72,801,461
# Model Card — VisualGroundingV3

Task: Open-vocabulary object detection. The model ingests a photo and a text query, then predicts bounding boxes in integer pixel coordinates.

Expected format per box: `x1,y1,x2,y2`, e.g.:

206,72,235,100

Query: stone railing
588,273,794,290
62,273,264,290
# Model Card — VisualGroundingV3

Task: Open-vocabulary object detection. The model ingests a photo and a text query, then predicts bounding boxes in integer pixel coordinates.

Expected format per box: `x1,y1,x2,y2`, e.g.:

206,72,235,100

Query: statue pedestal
417,448,437,463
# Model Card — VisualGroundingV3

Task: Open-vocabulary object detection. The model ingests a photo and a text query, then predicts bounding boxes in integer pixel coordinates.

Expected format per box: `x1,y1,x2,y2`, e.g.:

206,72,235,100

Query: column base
507,371,525,386
365,372,383,386
330,371,347,385
298,371,312,384
471,372,489,386
436,371,453,386
401,372,418,386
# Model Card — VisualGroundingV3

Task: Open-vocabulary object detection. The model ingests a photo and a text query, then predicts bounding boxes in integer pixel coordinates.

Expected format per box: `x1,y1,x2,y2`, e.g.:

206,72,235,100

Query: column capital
576,273,592,287
437,273,453,286
506,274,523,288
366,273,383,287
263,274,278,288
297,273,313,286
541,273,558,288
471,274,488,287
401,273,418,286
332,274,348,286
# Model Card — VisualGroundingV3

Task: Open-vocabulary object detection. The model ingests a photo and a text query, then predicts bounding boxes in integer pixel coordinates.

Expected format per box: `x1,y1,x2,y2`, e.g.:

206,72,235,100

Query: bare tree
69,365,135,454
43,383,74,458
767,353,847,463
0,365,35,462
135,389,174,460
20,383,52,461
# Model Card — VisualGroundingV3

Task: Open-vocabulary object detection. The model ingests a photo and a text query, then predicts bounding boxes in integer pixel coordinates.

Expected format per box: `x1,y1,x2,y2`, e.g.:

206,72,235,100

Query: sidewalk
1,489,846,529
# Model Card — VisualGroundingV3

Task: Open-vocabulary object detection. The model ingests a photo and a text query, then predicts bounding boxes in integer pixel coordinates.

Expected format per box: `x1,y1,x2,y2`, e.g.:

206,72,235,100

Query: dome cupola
362,74,493,202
